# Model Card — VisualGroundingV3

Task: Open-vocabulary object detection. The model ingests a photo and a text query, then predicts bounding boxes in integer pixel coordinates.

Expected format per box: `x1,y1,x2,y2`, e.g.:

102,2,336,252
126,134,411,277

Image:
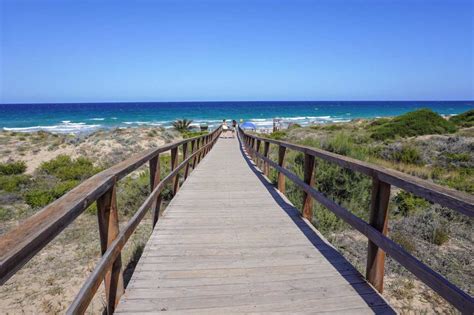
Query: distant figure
221,119,229,138
232,120,237,138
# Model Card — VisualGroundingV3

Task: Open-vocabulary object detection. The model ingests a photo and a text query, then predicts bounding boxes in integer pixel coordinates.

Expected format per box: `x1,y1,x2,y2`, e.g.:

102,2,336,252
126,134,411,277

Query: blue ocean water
0,101,472,133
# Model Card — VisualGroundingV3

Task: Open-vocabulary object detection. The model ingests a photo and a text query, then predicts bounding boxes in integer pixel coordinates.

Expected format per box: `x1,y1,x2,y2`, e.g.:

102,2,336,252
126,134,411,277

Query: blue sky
0,0,472,103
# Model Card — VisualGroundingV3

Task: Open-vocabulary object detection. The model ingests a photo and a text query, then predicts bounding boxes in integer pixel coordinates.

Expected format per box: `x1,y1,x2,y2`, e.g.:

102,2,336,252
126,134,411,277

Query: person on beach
232,120,237,138
221,119,229,138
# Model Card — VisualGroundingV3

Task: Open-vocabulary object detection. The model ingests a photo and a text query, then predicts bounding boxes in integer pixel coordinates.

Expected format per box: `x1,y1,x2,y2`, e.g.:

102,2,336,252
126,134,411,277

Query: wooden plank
97,185,125,314
366,177,391,292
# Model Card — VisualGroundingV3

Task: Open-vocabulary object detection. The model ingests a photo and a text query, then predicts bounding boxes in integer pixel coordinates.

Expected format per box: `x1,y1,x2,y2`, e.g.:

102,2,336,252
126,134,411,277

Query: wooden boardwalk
116,137,395,314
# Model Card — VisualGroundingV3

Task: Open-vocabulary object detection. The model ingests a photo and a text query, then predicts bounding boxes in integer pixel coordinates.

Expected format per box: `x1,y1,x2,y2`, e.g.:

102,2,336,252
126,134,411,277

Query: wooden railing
0,127,222,314
239,127,474,314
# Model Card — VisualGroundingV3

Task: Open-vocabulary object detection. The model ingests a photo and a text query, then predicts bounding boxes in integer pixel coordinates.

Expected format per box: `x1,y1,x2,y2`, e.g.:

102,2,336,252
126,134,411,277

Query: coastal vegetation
172,118,193,132
369,108,457,140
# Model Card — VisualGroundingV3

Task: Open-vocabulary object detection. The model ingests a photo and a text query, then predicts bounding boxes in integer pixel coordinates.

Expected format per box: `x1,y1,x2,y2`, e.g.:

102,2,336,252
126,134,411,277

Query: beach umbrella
240,122,257,130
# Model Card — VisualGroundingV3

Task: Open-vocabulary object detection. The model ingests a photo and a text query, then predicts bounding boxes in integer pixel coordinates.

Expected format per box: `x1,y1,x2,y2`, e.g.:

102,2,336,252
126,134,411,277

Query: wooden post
302,154,315,220
256,139,261,168
96,185,124,314
251,138,256,160
277,145,286,193
149,155,162,228
263,141,270,176
182,143,189,179
366,177,391,292
187,140,195,175
194,139,201,165
171,147,179,195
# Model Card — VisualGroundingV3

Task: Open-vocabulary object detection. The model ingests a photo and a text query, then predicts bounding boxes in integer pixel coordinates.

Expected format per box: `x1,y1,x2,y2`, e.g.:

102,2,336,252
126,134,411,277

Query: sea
0,101,472,134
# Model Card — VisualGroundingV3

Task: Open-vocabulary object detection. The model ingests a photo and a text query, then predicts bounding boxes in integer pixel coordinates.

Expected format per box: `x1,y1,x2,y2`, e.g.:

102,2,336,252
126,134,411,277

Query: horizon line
1,99,473,105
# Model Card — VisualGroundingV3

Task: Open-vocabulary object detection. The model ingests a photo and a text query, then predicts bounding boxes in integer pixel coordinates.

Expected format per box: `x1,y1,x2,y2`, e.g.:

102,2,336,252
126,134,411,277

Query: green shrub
393,191,430,217
321,132,352,156
314,204,345,233
390,230,416,253
449,109,474,128
24,189,55,208
288,123,302,130
39,155,101,181
436,168,473,193
182,131,208,139
0,207,13,221
391,145,422,164
0,160,27,175
443,152,470,163
320,132,368,160
147,130,158,137
266,131,287,140
370,109,457,140
117,171,151,216
432,225,450,245
0,174,31,192
24,179,79,208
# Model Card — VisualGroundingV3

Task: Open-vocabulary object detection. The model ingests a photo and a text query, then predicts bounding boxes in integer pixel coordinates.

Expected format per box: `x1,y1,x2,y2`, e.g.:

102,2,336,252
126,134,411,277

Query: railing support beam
171,147,179,195
96,185,124,314
263,141,270,176
149,155,162,228
366,178,391,292
302,154,315,220
277,145,286,193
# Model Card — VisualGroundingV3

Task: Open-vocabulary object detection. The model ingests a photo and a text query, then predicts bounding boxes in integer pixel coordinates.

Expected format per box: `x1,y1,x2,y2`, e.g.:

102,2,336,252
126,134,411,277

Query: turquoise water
0,101,472,133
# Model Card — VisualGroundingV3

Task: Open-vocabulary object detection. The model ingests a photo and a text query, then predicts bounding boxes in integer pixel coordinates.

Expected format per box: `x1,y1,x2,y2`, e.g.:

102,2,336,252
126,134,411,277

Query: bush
449,109,474,128
443,152,470,163
0,160,27,175
117,171,151,216
393,191,430,217
320,132,368,160
182,131,208,139
0,207,13,221
0,174,31,192
391,145,422,165
266,131,287,140
39,155,101,181
24,189,55,208
321,132,354,156
370,109,457,140
390,230,416,253
24,180,79,208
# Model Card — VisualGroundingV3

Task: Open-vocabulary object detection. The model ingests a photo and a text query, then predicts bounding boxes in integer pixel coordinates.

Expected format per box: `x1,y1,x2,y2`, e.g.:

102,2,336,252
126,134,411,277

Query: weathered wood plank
366,177,391,292
97,185,124,313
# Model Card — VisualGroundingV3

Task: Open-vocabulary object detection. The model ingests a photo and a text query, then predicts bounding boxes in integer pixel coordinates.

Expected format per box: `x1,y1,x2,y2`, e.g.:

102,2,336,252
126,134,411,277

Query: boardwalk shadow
236,136,396,314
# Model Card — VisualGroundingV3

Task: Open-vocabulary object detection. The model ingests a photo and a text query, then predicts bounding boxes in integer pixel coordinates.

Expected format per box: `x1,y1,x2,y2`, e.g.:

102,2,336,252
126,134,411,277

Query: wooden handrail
238,127,474,314
242,132,474,216
0,127,222,313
